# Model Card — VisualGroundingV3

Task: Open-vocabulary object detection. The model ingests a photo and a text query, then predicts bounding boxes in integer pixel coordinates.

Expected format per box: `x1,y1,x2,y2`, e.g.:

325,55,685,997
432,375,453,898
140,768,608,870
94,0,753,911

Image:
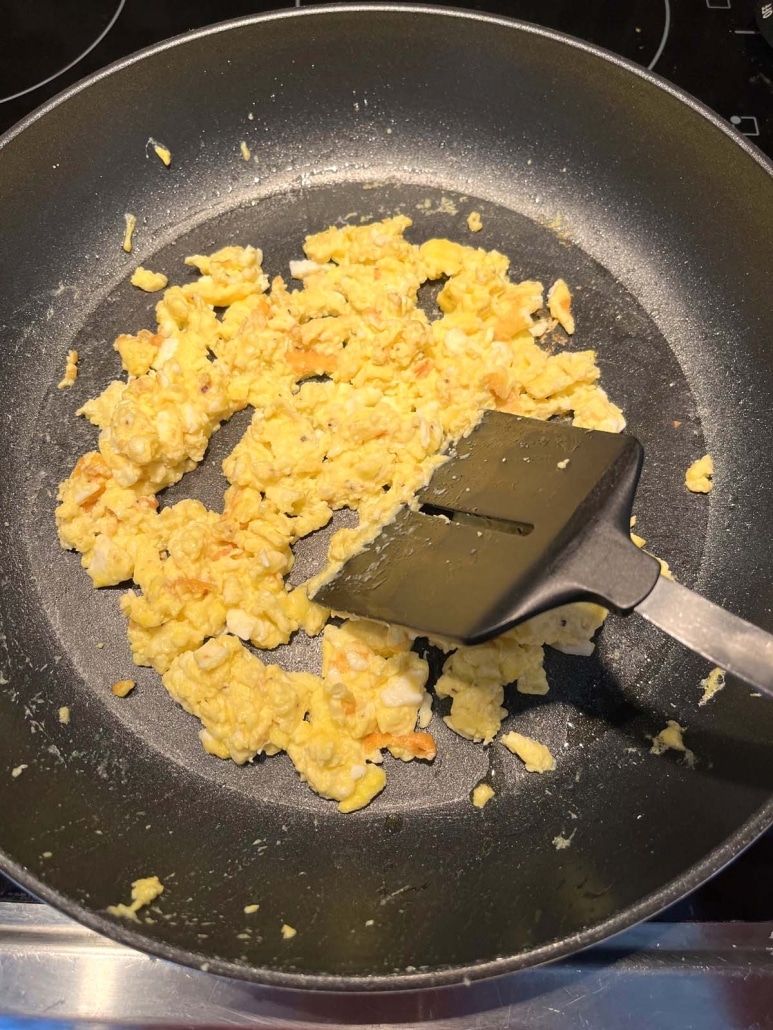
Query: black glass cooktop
0,0,771,923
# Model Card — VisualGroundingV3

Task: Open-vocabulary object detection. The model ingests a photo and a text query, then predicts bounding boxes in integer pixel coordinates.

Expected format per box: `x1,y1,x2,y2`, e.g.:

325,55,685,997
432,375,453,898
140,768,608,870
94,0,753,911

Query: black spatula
315,412,773,694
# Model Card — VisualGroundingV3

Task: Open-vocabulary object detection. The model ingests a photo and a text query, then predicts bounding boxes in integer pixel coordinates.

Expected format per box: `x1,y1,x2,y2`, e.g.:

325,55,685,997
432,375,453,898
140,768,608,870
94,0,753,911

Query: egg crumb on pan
650,720,695,767
471,782,495,808
281,923,297,939
107,875,164,920
57,349,79,389
685,454,714,493
699,667,726,706
58,706,71,724
547,278,575,335
122,213,137,253
149,139,172,166
466,211,483,232
57,215,634,812
112,679,136,697
240,141,251,161
552,829,576,850
131,267,169,293
501,731,556,772
244,903,260,914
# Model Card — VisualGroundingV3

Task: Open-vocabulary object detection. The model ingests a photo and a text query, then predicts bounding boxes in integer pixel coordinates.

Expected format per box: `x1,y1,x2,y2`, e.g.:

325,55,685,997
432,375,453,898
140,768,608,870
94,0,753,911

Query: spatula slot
419,503,534,537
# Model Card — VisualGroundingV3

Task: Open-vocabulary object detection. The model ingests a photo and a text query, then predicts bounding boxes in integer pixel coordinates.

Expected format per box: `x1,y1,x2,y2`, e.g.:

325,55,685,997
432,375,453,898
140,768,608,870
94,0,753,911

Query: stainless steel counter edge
2,904,773,1029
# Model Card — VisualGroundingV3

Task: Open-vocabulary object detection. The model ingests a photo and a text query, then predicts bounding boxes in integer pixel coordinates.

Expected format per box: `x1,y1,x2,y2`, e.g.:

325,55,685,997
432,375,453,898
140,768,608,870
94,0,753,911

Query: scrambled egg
650,720,695,767
466,211,483,233
123,213,137,253
472,782,495,808
501,731,556,772
131,267,169,293
149,139,172,167
699,666,726,706
107,875,164,921
57,215,628,812
112,679,136,697
686,454,714,493
57,349,79,389
547,279,575,335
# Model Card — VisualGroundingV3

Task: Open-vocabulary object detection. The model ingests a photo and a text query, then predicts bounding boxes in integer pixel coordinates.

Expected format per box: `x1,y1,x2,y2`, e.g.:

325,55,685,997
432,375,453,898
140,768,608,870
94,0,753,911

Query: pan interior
9,178,772,981
28,181,707,795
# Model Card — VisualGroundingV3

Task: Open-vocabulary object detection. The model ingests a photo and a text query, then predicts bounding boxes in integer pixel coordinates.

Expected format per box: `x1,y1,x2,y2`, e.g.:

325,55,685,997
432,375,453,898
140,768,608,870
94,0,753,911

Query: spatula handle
636,575,773,695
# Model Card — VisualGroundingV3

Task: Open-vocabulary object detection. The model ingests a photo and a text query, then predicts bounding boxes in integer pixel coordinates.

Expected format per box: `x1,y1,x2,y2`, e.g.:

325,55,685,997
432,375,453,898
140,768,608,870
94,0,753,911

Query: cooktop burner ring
648,0,671,70
474,0,673,72
0,0,126,106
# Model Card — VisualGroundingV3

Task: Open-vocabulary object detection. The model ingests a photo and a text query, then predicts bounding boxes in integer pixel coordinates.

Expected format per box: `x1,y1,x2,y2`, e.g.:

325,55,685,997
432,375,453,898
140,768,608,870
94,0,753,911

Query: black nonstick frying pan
1,5,772,991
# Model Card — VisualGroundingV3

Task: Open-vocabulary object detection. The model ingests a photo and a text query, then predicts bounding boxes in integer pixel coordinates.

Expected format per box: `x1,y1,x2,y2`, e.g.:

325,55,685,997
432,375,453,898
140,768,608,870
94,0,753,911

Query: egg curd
106,875,164,920
56,215,624,812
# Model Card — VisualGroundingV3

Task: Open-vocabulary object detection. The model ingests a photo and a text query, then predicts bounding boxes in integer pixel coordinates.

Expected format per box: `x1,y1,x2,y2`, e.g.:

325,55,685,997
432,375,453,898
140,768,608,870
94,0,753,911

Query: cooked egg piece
501,731,556,773
547,278,575,335
699,667,726,706
106,875,164,920
151,141,172,166
651,720,695,767
131,267,169,293
685,454,714,493
472,782,495,808
57,349,79,389
466,211,483,232
122,213,137,253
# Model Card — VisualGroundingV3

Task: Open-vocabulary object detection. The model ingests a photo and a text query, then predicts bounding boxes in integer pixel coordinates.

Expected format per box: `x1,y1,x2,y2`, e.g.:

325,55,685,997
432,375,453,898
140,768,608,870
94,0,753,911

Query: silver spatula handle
636,576,773,695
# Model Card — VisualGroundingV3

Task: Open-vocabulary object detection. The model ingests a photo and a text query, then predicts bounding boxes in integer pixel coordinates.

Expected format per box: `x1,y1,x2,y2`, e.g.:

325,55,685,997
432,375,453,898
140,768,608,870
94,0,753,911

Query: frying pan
1,4,772,992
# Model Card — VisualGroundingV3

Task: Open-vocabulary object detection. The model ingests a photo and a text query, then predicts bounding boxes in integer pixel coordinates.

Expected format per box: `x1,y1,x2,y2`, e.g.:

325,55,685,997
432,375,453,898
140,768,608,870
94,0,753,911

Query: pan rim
3,811,771,991
1,2,772,181
1,1,772,993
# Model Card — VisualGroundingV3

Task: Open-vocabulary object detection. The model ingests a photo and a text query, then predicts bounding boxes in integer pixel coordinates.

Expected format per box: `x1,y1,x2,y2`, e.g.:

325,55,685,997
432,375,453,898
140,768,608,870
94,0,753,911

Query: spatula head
314,412,659,644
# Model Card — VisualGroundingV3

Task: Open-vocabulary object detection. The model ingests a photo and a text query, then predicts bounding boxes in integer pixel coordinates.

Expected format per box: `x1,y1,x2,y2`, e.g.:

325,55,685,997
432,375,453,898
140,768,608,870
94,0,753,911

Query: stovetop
1,1,772,1026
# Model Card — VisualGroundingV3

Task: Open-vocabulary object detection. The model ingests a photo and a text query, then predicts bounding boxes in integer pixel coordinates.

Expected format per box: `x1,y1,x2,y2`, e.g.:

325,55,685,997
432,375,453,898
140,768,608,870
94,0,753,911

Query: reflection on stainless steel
1,904,773,1028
